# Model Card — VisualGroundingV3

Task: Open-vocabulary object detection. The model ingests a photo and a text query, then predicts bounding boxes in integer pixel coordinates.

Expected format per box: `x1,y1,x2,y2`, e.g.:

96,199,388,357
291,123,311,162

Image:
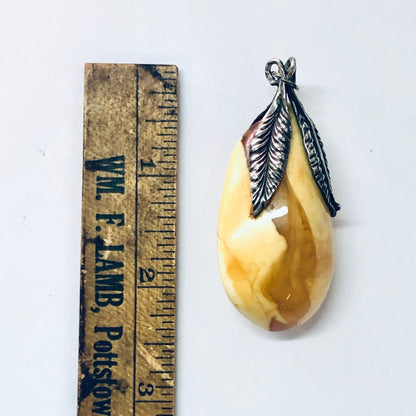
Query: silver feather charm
247,92,291,218
288,87,340,216
243,57,340,218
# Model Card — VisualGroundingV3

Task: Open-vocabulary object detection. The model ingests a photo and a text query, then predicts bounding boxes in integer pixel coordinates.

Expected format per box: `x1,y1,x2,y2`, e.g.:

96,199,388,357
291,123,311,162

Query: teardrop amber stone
217,108,334,330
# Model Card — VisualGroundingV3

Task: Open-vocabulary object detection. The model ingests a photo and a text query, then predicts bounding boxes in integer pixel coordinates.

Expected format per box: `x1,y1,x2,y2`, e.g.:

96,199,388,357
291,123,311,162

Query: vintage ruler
78,63,178,416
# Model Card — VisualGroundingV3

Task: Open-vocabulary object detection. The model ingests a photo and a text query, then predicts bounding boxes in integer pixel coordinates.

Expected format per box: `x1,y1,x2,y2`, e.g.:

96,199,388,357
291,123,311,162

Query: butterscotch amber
217,109,334,331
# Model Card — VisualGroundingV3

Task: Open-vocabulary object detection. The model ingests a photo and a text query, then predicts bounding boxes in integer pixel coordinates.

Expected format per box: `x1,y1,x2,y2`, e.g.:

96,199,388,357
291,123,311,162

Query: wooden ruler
78,63,178,416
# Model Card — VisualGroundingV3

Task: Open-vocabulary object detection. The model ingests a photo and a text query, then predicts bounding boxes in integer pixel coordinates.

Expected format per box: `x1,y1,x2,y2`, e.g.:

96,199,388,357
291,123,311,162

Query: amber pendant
217,57,340,331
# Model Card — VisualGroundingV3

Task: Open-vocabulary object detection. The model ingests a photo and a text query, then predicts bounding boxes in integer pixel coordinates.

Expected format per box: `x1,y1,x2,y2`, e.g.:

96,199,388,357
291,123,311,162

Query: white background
1,1,415,415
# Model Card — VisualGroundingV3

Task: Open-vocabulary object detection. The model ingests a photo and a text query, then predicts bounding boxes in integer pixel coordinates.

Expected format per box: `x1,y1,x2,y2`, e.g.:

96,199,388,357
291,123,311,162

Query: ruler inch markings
78,63,178,416
136,64,178,416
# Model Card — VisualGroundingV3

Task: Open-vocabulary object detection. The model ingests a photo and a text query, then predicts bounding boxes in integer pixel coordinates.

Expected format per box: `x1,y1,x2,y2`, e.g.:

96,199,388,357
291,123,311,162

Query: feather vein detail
248,98,292,217
288,88,340,217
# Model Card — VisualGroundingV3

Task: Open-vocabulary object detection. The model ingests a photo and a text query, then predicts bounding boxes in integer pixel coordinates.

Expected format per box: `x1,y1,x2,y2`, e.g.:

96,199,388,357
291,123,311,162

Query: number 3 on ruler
138,382,154,396
139,267,155,283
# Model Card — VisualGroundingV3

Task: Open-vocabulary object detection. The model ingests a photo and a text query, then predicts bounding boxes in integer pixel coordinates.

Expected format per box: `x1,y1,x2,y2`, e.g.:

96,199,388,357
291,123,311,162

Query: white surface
1,1,415,415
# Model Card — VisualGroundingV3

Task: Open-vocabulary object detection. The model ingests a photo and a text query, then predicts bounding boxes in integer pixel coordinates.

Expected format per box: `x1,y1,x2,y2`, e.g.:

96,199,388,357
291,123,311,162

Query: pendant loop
265,57,297,89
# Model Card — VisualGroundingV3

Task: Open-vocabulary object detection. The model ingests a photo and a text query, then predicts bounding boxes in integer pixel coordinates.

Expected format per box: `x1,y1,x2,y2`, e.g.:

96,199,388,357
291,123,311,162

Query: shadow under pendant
217,57,340,331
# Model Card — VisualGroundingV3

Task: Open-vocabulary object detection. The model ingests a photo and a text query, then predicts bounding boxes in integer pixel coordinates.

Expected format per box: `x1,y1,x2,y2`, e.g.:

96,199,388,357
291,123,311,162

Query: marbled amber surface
217,109,334,330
